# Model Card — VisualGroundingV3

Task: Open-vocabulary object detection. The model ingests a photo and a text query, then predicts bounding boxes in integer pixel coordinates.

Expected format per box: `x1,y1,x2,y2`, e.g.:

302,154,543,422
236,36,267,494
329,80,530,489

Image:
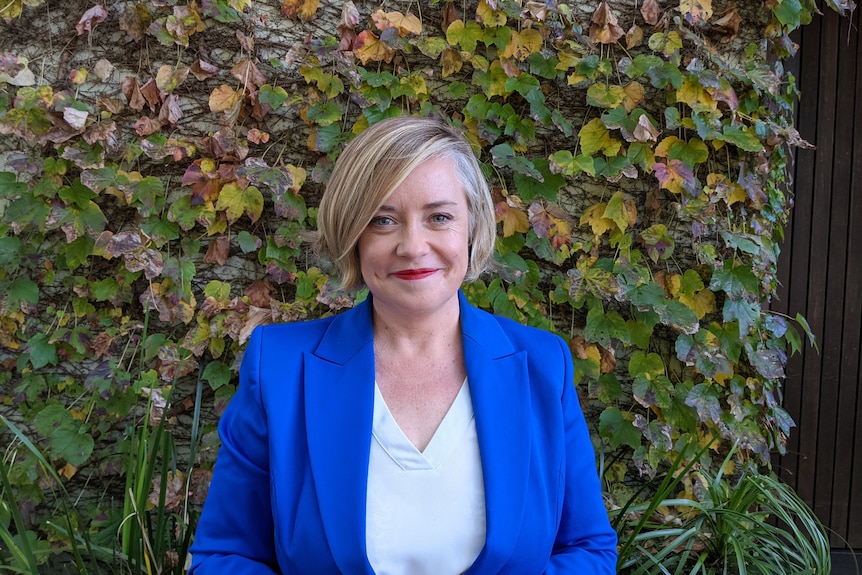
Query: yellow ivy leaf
676,75,717,113
372,9,422,36
586,83,627,109
208,84,243,113
680,289,716,319
281,0,318,21
578,118,622,156
476,0,506,26
440,48,463,77
487,59,509,98
354,30,395,64
580,203,615,237
501,28,543,61
495,197,530,237
648,31,683,56
655,136,681,158
603,191,638,232
680,0,713,24
623,81,645,112
215,182,264,224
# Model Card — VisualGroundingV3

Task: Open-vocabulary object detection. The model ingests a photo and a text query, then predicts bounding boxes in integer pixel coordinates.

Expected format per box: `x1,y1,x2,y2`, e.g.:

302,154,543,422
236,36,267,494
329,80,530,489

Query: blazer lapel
459,293,532,574
304,300,376,575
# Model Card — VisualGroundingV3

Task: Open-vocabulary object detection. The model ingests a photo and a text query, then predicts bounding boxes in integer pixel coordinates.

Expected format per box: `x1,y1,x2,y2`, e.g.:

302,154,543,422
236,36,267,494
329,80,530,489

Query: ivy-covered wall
0,0,854,568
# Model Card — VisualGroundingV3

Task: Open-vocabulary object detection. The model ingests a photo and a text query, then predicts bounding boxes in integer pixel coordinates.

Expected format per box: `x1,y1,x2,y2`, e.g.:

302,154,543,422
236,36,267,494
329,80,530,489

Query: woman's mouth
392,269,436,280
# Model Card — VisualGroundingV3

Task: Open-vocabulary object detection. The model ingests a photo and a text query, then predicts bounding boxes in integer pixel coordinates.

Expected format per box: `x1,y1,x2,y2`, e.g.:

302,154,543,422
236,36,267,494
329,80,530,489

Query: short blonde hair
315,115,496,289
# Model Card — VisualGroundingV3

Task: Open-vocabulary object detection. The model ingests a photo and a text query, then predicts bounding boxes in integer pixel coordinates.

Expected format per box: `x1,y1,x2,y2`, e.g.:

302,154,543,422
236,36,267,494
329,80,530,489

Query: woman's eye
371,216,394,226
431,214,450,224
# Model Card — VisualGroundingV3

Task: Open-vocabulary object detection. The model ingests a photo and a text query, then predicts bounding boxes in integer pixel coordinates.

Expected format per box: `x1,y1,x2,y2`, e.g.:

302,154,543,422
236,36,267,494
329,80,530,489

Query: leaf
586,83,626,108
685,383,722,424
648,31,683,57
26,333,57,369
259,84,288,108
680,0,713,24
446,20,483,53
600,407,641,449
585,307,628,348
215,182,263,224
202,360,233,390
501,28,543,61
51,427,94,466
209,84,243,113
721,124,763,152
490,144,543,180
204,235,229,265
495,197,530,237
590,1,624,44
653,159,698,196
371,9,422,36
75,5,108,38
280,0,318,21
579,118,621,156
580,203,615,236
603,191,637,232
354,30,395,65
641,0,661,25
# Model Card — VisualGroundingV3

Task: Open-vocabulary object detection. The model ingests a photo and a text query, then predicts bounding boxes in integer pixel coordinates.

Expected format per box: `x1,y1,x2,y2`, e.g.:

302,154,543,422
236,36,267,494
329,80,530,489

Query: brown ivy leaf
236,30,254,52
441,2,460,30
626,24,644,49
570,335,589,360
623,81,645,112
148,471,185,511
190,59,218,80
92,58,114,82
84,120,118,147
119,3,151,41
340,0,360,28
75,5,108,42
245,279,273,308
528,202,572,249
589,1,624,44
134,116,163,136
247,128,270,144
631,114,660,143
681,0,713,25
640,0,661,26
121,76,146,111
139,78,162,111
713,7,742,42
91,332,114,358
281,0,318,21
653,159,698,196
599,344,616,374
522,1,548,22
204,235,230,266
158,94,183,127
209,84,243,113
353,30,395,65
231,59,267,91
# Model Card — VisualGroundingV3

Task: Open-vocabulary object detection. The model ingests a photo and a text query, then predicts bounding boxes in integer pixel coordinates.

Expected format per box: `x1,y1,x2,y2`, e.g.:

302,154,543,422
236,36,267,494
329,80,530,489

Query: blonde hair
315,115,496,289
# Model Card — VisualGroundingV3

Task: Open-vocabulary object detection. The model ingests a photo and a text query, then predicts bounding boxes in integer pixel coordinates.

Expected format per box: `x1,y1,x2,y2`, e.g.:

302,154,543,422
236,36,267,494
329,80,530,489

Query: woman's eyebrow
377,200,458,211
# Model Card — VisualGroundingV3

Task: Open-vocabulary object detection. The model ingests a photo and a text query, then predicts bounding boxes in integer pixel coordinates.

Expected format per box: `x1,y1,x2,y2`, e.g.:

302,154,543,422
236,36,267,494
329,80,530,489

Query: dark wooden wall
775,5,862,549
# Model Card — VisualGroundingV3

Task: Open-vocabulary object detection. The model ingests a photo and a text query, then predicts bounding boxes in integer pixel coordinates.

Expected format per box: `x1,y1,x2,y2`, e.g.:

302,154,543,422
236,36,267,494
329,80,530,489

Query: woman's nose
395,223,429,258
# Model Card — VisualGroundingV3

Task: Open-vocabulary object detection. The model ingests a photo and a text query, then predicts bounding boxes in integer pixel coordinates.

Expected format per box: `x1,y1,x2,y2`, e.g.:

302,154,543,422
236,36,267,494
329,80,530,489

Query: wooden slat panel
778,5,862,550
822,8,858,547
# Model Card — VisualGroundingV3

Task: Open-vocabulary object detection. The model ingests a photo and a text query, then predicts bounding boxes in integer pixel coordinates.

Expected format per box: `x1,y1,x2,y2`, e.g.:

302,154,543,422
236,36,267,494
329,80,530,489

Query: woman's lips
392,269,436,280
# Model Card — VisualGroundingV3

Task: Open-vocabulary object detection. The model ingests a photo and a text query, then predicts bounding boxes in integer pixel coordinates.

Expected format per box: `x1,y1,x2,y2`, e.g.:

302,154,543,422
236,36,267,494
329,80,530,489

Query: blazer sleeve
545,335,619,574
189,327,280,574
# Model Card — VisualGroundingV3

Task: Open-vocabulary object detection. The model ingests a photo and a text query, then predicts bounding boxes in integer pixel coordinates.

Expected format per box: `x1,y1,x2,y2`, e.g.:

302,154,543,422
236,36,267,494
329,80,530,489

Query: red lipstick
393,269,436,280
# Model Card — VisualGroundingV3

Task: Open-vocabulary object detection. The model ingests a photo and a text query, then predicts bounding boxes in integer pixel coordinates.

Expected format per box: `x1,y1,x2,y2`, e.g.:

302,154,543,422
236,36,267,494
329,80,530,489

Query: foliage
0,0,850,570
612,441,831,574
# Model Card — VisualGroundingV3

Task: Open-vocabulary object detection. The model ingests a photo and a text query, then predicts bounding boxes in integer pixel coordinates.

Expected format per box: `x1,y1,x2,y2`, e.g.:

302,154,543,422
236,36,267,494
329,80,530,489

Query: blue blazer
190,292,618,574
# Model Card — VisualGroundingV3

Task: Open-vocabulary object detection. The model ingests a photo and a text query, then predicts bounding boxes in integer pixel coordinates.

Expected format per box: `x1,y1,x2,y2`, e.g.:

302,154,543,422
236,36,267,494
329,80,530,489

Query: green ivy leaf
26,333,57,369
504,73,540,97
578,118,621,156
773,0,803,27
721,124,763,152
512,158,564,201
9,276,39,306
709,261,759,297
685,383,722,424
446,19,483,52
0,236,22,272
586,83,627,109
306,101,342,127
490,144,543,181
585,306,628,348
723,298,760,336
259,84,288,108
237,230,262,253
600,407,641,450
51,427,94,466
202,360,233,390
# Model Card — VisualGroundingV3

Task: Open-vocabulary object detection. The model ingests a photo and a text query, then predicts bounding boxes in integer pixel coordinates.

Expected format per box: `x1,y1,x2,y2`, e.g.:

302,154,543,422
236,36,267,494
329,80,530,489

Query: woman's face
357,156,470,320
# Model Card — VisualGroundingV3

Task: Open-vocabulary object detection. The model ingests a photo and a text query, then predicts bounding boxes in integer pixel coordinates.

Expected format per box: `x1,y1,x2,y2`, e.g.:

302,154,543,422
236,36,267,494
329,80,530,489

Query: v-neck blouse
365,380,486,575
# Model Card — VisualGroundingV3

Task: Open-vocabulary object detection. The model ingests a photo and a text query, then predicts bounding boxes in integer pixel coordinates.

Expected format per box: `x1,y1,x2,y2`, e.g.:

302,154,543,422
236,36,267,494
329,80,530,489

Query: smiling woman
188,115,618,574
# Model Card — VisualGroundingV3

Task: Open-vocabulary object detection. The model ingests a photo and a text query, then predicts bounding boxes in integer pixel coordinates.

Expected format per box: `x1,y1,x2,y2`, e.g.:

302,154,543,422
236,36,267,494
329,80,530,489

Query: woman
189,116,618,574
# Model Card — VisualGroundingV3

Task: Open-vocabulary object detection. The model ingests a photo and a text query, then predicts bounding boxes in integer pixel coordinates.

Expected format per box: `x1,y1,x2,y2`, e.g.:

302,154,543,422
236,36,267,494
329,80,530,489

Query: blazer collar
304,292,531,574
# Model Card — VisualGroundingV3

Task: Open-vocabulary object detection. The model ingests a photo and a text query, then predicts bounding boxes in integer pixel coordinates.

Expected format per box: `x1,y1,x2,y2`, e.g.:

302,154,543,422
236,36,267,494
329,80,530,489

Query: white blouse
365,380,486,575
